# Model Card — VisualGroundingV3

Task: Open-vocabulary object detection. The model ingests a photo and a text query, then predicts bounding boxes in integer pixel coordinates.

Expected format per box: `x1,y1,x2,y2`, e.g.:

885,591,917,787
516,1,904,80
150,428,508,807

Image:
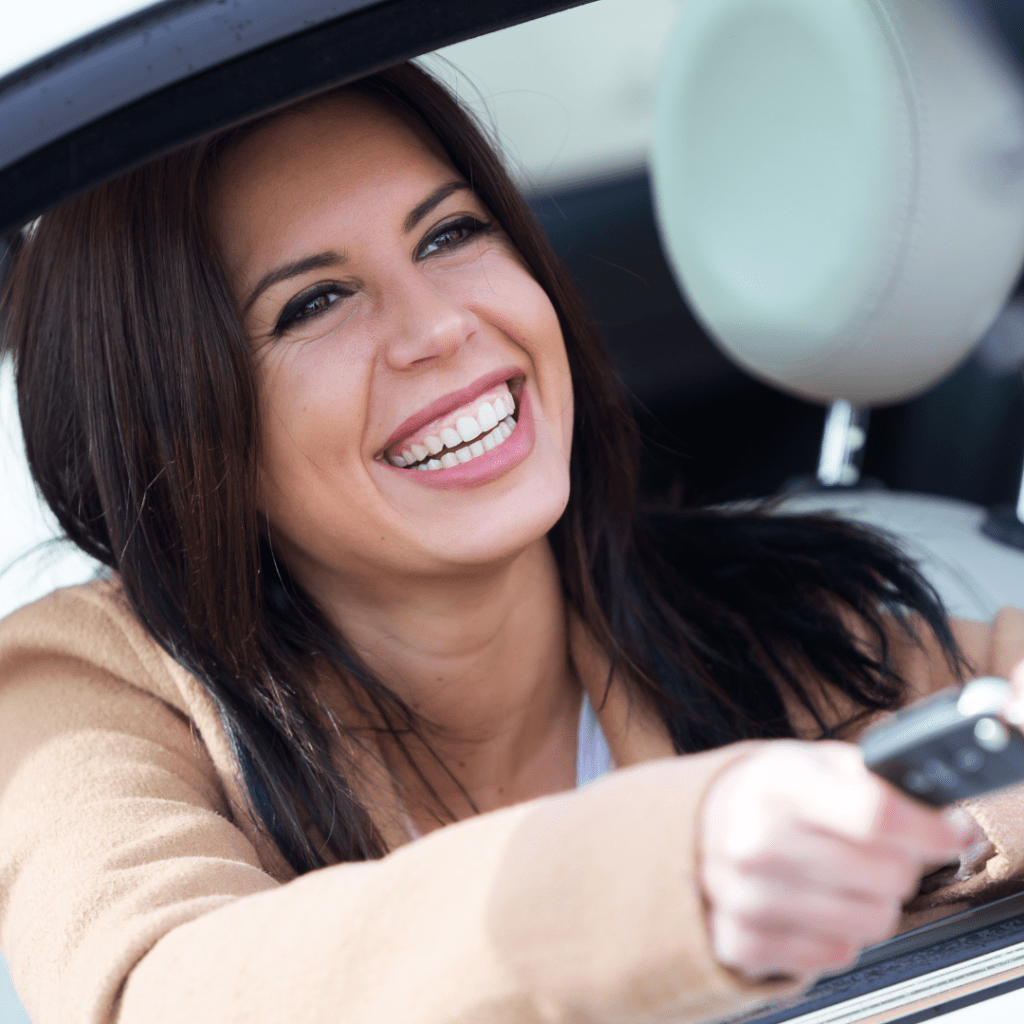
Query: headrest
650,0,1024,405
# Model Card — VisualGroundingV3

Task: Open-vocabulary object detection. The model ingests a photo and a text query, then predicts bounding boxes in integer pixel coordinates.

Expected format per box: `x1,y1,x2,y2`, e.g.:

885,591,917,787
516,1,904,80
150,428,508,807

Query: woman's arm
117,756,804,1024
0,588,799,1024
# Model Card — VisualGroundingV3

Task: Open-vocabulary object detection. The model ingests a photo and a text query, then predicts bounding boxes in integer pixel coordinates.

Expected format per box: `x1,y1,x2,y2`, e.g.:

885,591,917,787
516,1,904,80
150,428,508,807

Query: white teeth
456,416,481,443
398,395,515,469
477,401,498,431
397,405,516,472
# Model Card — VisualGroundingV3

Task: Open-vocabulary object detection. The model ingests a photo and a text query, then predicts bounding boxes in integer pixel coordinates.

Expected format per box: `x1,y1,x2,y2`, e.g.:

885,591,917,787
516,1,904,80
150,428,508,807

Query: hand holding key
862,676,1024,806
699,740,976,984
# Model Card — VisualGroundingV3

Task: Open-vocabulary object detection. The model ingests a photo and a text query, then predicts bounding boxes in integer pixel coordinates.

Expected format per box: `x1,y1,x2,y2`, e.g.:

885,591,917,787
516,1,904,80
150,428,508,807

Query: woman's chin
397,454,570,570
441,510,566,568
370,393,571,566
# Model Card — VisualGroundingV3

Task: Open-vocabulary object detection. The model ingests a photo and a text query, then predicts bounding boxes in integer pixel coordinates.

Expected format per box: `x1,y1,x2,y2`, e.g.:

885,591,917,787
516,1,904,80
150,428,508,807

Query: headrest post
1015,455,1024,525
981,454,1024,547
817,400,870,488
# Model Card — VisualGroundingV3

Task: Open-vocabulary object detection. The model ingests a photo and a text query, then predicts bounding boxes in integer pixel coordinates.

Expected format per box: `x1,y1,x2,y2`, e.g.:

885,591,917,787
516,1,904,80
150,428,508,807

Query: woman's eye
274,286,349,335
417,217,492,258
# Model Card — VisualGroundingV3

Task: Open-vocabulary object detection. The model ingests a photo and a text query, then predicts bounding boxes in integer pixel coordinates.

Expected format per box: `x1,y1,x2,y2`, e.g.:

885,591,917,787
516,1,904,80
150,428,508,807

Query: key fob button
903,768,935,794
924,757,961,790
861,679,1024,805
975,717,1010,752
955,746,985,772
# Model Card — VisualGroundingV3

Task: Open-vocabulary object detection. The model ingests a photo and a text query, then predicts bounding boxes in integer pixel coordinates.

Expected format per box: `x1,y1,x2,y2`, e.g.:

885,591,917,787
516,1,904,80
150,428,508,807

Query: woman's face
211,92,573,593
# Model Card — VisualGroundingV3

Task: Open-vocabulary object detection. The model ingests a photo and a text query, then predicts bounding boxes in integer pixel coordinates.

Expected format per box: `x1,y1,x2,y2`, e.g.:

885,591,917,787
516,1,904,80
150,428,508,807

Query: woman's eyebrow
403,181,472,233
242,182,470,313
243,251,346,314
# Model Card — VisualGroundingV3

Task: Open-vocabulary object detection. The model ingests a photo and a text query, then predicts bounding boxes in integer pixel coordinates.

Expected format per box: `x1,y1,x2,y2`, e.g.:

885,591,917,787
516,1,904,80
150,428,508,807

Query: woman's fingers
704,862,904,947
706,820,921,903
699,740,979,983
705,742,966,868
1002,658,1024,728
771,742,966,860
870,768,974,858
709,914,860,983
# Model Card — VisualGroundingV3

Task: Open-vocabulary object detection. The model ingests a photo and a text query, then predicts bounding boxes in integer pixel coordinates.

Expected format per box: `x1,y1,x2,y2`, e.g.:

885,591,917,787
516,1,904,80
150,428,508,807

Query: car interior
5,1,1024,1021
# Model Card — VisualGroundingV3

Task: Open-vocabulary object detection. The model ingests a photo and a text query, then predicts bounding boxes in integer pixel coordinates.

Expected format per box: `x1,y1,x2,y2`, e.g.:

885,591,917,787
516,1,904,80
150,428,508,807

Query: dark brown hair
2,62,964,874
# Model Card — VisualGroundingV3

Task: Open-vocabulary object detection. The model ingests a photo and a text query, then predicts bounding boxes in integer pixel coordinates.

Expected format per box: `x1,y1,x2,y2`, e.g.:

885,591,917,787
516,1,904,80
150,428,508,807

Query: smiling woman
216,90,573,592
1,61,1024,1024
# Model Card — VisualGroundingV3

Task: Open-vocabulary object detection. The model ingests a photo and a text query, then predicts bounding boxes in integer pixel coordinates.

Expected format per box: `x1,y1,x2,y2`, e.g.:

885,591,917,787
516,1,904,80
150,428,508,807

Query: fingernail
1004,701,1024,728
946,806,984,845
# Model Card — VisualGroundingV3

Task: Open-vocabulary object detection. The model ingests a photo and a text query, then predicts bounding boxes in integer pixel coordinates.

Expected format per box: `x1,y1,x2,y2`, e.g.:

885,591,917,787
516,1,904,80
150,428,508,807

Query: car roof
0,0,592,236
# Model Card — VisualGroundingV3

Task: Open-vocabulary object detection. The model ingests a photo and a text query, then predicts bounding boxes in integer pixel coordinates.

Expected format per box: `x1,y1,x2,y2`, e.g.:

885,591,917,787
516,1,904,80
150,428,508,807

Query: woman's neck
310,537,582,831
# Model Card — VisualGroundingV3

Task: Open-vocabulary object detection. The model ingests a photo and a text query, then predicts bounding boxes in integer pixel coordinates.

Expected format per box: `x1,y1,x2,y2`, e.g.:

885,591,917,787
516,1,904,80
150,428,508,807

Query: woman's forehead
210,92,460,265
215,92,453,202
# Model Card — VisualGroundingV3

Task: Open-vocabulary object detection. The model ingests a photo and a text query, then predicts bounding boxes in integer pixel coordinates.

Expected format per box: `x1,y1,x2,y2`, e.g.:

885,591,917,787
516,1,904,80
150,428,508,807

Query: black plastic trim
857,891,1024,969
0,0,386,171
742,901,1024,1023
0,0,593,235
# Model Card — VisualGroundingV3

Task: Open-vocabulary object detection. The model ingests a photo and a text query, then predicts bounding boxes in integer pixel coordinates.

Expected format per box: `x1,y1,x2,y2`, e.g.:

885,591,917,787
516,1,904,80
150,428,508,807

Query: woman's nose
382,269,477,370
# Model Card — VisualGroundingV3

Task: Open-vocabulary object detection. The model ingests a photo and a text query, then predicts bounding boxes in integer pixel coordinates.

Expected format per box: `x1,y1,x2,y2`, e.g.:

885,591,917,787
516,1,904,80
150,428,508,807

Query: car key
860,677,1024,806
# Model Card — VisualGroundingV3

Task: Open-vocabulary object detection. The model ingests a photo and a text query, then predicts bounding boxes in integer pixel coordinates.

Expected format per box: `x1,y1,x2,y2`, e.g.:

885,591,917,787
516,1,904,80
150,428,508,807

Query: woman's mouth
381,380,521,471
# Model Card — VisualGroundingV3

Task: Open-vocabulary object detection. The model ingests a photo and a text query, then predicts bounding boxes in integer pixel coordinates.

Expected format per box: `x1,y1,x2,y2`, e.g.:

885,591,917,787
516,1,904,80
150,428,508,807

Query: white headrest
650,0,1024,405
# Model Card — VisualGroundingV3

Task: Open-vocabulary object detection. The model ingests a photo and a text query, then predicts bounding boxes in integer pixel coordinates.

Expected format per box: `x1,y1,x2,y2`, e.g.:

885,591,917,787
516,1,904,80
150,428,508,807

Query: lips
387,386,518,469
377,367,524,466
388,384,535,490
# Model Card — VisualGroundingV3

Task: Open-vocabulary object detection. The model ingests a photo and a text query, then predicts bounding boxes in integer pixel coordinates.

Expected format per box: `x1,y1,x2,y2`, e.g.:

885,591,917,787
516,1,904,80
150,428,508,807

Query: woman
1,62,1022,1024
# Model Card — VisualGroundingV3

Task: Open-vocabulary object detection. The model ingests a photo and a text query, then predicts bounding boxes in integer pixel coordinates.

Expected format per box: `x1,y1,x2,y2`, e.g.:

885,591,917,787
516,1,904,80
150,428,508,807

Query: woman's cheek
465,262,569,376
257,341,371,513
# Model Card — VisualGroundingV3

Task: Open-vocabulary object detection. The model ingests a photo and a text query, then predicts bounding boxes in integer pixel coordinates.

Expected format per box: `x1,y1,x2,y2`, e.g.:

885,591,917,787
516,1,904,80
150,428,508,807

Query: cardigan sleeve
0,586,799,1024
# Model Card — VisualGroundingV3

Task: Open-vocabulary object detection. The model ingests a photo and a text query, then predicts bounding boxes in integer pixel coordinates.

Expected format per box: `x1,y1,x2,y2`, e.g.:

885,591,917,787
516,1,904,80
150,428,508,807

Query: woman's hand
699,741,977,984
1001,659,1024,730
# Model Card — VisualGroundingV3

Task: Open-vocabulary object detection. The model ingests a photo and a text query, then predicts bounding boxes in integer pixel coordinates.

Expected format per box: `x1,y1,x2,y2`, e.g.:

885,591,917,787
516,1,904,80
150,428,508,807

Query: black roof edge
0,0,593,238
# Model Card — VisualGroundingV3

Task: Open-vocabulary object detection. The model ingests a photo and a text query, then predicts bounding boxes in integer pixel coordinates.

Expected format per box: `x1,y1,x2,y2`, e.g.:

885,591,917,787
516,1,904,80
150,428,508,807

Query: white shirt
576,691,613,786
404,693,614,840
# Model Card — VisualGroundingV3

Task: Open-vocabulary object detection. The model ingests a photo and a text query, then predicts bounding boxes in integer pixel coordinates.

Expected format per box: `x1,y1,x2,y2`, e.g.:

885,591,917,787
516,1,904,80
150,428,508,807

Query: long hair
1,62,965,874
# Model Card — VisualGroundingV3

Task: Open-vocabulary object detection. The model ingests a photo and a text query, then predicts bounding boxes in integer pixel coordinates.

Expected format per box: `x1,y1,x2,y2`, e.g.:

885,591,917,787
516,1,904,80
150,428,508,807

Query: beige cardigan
1,578,1023,1024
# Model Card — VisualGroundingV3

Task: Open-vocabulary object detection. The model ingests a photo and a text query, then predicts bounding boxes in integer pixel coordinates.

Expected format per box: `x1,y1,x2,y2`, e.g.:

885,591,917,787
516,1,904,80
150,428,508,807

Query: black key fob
860,677,1024,806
